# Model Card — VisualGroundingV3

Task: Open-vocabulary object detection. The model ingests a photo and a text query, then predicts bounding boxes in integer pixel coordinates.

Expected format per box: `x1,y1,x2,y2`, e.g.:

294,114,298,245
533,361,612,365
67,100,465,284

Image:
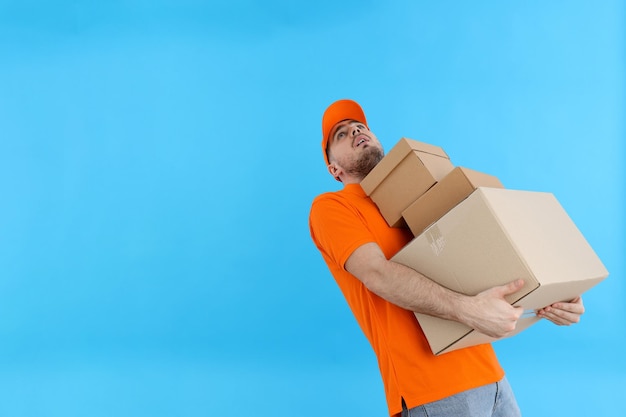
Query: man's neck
339,174,365,185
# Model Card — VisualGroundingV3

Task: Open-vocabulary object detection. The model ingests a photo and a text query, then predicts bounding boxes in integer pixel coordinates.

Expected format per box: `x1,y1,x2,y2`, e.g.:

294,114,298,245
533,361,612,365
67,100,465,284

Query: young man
308,99,584,417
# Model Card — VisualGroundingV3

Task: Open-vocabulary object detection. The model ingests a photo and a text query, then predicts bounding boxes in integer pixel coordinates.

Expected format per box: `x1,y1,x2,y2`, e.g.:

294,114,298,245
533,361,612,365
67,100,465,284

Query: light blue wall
1,1,623,416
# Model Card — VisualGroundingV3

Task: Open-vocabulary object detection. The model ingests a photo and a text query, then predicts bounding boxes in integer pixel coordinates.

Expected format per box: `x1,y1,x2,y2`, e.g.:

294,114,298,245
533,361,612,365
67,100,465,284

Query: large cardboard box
402,167,504,237
392,187,609,355
360,138,454,227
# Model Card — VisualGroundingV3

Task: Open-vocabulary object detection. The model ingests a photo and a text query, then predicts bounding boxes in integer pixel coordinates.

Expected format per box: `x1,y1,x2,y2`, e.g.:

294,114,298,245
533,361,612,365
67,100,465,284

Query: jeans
402,377,521,417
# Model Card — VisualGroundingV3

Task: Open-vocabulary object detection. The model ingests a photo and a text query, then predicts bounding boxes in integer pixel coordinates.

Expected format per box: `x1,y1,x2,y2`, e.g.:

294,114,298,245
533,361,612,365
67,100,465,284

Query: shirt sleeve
309,193,376,270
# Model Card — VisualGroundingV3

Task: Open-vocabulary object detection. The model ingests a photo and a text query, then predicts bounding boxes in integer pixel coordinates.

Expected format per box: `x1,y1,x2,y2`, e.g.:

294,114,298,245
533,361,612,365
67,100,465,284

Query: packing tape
426,225,446,256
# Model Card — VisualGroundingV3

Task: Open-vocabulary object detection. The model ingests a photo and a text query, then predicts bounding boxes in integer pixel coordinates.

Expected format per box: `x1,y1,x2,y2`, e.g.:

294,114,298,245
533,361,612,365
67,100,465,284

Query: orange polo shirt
309,184,504,417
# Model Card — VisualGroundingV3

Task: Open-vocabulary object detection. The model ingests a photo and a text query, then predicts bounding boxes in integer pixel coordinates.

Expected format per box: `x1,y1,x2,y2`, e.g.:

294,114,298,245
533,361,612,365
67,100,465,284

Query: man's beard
344,146,384,180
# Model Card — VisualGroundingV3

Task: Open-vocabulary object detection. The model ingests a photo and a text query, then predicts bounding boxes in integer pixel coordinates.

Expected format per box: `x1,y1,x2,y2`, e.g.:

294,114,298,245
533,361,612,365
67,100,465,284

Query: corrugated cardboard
360,138,454,227
402,167,504,237
391,187,609,355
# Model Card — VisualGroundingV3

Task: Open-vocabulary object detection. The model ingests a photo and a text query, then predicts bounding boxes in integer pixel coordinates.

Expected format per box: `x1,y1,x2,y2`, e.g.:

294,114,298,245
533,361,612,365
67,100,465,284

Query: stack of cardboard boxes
360,138,609,355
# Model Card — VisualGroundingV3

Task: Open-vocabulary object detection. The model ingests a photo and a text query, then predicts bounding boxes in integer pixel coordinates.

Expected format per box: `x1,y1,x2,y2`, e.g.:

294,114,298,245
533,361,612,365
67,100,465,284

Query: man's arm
345,242,525,339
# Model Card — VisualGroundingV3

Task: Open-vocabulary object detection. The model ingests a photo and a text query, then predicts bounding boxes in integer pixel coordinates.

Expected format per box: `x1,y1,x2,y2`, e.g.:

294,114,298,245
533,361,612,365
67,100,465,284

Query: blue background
1,1,624,415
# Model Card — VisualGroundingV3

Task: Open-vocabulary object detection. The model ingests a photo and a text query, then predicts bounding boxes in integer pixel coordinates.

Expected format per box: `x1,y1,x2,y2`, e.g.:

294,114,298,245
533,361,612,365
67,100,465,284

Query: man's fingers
539,309,579,325
552,300,585,315
538,296,585,317
537,298,584,325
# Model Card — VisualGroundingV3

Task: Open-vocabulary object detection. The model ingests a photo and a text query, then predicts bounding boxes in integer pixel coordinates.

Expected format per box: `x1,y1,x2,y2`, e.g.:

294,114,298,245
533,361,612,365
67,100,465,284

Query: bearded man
308,99,584,417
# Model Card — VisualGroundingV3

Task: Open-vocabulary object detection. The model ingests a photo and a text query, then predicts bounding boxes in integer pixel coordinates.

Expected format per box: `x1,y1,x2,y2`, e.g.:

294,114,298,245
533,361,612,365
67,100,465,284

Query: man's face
327,120,384,181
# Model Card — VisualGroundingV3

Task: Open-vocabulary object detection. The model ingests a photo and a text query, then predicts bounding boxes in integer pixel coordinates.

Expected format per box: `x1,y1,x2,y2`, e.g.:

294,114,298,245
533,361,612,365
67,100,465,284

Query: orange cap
321,99,368,166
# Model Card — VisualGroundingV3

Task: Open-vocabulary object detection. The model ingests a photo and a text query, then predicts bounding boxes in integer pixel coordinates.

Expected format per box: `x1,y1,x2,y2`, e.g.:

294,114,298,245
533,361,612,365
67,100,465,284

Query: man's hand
536,296,585,326
462,279,526,339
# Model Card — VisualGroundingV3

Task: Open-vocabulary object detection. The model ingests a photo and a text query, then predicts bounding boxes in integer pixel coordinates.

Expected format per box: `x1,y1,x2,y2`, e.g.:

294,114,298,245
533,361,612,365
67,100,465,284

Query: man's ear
327,163,342,182
327,163,338,177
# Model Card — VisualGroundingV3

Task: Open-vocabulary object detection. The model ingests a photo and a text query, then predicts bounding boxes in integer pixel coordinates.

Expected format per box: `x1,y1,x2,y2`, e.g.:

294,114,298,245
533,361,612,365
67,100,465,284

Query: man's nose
351,125,361,136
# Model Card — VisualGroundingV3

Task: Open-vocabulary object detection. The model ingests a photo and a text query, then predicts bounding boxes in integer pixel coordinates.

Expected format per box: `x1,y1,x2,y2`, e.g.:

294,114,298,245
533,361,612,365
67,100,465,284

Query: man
308,99,585,417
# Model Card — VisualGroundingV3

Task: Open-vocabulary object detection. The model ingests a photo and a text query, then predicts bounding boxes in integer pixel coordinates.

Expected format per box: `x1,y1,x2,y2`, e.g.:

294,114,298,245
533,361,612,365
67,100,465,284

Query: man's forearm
345,242,469,320
345,242,523,338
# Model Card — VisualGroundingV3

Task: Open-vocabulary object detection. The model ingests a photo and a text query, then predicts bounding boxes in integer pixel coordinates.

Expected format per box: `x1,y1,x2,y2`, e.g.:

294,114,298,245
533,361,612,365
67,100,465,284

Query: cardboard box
402,167,504,237
360,138,454,227
391,187,609,355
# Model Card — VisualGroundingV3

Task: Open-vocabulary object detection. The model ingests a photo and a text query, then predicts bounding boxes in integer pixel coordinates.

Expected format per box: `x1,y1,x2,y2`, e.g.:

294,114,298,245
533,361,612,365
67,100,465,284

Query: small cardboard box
360,138,454,227
391,187,609,355
402,167,504,237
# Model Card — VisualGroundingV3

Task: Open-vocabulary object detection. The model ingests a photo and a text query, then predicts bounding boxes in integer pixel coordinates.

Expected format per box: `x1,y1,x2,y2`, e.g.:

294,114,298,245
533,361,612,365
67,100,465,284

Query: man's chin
348,146,384,179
